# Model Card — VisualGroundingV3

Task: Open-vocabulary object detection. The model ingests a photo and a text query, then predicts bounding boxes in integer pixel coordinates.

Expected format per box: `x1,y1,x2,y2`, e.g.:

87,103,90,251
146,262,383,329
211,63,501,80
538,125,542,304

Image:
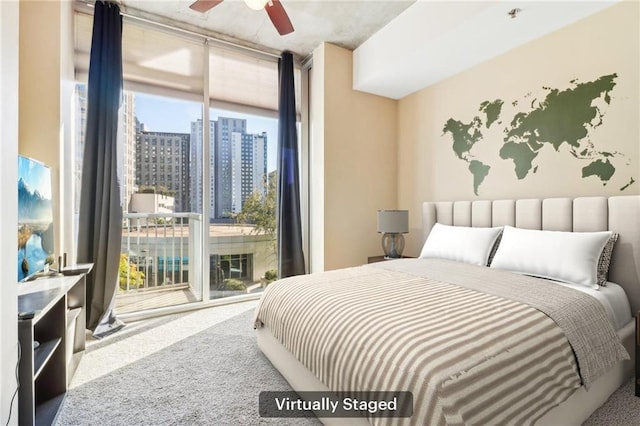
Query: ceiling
114,0,621,99
118,0,416,58
353,0,621,99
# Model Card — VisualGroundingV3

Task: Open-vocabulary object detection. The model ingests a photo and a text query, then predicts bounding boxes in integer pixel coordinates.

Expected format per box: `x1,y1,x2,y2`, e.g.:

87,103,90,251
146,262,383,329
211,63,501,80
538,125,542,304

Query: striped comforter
254,259,628,425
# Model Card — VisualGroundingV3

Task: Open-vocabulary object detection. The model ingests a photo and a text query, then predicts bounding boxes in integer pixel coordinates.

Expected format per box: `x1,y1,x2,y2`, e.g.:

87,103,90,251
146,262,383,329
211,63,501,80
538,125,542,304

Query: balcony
117,213,276,315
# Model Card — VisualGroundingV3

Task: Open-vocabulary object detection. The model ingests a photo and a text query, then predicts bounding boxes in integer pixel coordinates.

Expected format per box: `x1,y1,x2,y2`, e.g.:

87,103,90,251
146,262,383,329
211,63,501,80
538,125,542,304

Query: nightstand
636,311,640,397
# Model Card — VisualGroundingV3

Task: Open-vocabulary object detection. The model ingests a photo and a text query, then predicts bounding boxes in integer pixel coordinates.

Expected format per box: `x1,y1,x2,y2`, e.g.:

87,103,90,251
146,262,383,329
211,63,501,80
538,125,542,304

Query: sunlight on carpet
70,300,259,388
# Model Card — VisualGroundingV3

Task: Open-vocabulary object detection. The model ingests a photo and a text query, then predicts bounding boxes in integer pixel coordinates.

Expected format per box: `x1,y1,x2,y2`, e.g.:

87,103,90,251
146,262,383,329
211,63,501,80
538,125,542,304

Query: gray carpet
56,302,639,425
583,378,640,426
56,302,320,426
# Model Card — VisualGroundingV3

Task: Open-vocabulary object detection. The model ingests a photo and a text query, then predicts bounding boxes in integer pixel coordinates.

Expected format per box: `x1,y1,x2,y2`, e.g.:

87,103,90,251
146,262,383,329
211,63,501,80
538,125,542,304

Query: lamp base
381,233,405,259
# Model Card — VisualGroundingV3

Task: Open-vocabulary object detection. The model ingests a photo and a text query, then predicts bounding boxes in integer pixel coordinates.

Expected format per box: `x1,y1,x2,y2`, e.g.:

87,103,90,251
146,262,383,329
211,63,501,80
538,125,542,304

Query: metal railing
120,212,202,299
118,212,278,314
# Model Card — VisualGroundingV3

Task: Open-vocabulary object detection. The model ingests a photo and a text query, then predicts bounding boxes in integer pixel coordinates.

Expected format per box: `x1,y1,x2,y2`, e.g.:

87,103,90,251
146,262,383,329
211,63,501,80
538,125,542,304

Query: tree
137,185,175,197
119,253,145,290
233,173,276,237
233,173,277,276
221,278,247,291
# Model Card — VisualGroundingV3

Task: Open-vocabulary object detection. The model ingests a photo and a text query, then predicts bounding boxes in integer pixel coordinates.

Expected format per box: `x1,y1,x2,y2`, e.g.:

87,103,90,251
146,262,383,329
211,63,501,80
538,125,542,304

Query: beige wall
19,0,75,261
398,2,640,255
311,43,398,271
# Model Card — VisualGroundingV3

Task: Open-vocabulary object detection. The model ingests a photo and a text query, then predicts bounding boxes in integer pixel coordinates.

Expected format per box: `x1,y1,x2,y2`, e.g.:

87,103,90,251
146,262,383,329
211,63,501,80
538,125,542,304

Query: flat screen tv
17,155,55,282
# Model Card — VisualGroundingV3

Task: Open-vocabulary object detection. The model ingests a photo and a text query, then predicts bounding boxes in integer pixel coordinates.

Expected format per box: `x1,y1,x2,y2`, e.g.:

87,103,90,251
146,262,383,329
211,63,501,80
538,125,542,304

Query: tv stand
17,265,91,426
23,271,63,282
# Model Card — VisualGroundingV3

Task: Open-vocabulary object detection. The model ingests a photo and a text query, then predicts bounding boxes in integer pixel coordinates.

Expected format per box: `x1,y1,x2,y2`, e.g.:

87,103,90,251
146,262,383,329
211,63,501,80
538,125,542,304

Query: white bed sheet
555,281,632,330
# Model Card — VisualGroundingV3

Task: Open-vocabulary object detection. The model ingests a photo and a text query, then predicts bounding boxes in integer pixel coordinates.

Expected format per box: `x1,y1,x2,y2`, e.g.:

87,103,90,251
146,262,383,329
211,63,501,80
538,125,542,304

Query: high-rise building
215,117,247,218
73,84,88,212
231,132,267,213
135,131,190,212
190,117,269,221
250,132,268,196
121,91,137,212
74,85,137,213
190,119,216,218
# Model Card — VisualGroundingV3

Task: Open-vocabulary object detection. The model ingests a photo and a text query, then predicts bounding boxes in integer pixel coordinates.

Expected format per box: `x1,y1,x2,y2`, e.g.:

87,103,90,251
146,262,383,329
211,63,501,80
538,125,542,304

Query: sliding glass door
73,8,301,316
206,109,279,299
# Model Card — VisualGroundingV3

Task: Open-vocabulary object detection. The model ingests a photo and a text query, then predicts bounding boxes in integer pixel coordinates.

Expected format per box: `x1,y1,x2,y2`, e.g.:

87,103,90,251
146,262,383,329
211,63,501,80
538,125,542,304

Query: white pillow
419,223,503,266
489,226,612,288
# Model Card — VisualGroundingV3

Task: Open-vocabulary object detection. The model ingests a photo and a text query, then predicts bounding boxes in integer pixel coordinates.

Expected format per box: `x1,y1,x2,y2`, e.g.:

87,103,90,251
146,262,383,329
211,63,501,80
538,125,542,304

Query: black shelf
33,338,62,380
35,393,65,426
18,272,89,425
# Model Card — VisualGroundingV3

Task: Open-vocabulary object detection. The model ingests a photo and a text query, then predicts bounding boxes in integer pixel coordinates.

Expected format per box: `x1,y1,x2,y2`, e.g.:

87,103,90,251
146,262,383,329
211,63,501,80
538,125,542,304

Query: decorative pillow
487,232,503,266
419,223,503,266
597,233,618,287
490,226,613,288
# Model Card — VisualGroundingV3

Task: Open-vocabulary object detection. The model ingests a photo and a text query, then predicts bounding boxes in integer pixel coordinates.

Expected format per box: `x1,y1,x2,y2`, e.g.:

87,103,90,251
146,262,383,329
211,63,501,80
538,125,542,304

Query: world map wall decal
442,74,635,195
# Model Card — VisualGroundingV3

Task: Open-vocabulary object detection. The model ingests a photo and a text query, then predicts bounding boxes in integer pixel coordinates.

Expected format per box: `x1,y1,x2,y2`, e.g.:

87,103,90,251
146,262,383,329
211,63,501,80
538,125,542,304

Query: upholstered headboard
422,196,640,314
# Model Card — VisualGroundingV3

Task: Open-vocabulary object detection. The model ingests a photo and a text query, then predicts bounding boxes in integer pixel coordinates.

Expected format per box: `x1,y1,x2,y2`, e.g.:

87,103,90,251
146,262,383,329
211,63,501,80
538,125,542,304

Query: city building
215,117,247,219
191,118,268,221
233,131,267,213
72,84,87,211
121,91,137,212
135,131,190,212
190,118,216,218
129,192,175,214
74,85,137,213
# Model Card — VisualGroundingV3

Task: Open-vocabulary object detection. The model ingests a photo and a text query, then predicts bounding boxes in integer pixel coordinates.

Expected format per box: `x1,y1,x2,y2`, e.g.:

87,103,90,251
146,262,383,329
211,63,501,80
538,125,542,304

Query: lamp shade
377,210,409,234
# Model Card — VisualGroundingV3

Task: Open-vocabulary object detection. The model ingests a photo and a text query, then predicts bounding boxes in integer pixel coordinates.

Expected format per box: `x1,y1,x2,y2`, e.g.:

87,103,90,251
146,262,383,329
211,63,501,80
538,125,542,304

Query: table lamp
377,210,409,259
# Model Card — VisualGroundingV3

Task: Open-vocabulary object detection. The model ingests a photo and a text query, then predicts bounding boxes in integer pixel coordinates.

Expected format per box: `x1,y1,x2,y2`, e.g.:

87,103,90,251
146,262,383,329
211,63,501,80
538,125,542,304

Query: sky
18,155,52,200
134,93,279,172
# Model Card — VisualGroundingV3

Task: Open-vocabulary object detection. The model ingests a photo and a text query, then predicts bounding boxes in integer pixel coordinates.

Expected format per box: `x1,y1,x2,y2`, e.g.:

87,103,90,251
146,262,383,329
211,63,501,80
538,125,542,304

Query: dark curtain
77,1,125,338
276,52,306,278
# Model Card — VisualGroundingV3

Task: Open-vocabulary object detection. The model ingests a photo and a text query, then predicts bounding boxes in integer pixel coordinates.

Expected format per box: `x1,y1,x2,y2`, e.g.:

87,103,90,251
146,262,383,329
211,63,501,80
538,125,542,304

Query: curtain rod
75,1,300,64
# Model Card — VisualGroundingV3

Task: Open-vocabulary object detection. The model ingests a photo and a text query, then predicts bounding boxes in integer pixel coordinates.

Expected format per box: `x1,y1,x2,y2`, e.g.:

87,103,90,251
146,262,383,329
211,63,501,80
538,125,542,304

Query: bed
255,196,639,425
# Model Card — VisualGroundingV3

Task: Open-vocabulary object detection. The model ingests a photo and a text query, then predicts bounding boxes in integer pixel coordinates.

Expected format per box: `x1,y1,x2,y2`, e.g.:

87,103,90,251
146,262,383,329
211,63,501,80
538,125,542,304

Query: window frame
72,6,307,319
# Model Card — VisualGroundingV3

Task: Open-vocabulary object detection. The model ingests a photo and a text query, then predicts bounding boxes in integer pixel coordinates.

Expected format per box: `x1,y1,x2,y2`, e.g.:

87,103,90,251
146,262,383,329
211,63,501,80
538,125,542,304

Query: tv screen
17,155,55,282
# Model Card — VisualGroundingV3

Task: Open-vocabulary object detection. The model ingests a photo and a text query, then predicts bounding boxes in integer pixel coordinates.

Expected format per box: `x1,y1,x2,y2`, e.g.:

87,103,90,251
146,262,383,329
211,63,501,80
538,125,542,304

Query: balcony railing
118,212,202,313
117,212,276,315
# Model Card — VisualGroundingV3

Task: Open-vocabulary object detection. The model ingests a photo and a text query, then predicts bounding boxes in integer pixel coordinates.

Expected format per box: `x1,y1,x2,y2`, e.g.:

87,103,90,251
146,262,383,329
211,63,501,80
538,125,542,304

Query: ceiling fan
189,0,295,35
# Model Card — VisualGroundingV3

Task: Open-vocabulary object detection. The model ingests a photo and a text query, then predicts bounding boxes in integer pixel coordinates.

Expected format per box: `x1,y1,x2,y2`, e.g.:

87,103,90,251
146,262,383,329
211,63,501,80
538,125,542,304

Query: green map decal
499,141,538,180
468,160,491,195
441,74,634,195
479,100,504,129
442,117,483,160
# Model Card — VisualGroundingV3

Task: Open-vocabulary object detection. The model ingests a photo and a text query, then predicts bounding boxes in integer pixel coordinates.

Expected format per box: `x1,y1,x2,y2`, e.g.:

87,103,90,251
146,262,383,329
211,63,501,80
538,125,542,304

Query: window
74,9,300,315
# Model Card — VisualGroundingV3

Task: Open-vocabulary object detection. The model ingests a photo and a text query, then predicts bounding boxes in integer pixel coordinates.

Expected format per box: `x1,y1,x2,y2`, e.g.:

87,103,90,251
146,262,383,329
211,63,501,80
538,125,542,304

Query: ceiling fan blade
189,0,224,13
265,0,294,35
